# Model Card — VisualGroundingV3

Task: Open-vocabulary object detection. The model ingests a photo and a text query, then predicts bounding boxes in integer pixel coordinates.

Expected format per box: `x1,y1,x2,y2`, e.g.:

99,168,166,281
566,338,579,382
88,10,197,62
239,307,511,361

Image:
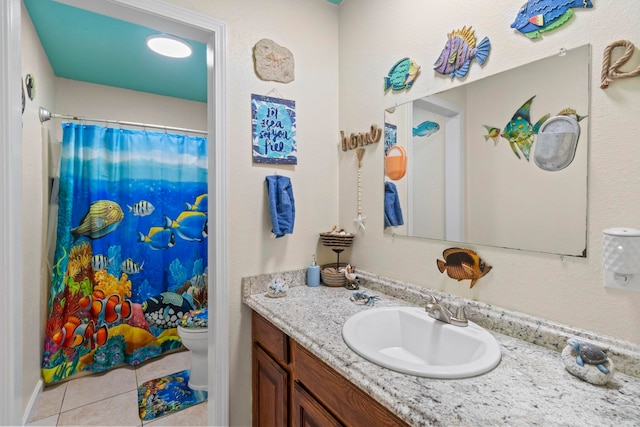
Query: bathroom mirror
384,44,590,257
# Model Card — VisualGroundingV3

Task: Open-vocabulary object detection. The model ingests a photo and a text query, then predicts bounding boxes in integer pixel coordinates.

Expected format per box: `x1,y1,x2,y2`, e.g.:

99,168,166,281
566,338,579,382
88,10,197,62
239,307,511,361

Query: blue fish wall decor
512,0,593,39
433,26,491,79
413,121,440,138
384,57,421,92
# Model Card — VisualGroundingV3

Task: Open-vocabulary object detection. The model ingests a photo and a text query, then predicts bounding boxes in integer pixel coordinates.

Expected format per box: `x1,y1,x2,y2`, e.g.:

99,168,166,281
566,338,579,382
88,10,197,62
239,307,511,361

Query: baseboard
22,379,43,426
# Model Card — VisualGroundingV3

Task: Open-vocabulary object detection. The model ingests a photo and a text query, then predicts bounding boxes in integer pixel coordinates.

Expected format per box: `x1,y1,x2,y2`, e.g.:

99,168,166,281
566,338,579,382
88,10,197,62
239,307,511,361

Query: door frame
0,1,229,425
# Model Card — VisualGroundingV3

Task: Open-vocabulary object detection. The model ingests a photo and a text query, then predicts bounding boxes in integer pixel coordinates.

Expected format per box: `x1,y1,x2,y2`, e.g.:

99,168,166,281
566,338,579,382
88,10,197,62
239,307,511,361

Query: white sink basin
342,306,501,378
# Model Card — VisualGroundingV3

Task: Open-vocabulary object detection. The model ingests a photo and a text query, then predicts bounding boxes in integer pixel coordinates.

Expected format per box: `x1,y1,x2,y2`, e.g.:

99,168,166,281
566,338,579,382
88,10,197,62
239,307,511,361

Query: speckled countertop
242,270,640,426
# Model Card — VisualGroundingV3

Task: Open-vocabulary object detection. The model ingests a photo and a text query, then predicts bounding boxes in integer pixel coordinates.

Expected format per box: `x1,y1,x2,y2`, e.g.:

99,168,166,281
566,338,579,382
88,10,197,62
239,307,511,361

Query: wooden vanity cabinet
252,311,409,427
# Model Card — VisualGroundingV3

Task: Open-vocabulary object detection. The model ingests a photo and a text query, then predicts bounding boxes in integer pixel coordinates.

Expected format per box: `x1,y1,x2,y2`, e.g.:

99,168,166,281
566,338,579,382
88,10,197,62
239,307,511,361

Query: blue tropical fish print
137,227,176,250
71,200,124,240
164,211,208,242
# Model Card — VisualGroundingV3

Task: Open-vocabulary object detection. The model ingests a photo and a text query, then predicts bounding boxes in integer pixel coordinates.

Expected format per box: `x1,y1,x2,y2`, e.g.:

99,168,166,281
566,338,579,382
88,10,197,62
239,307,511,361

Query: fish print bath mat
137,369,207,421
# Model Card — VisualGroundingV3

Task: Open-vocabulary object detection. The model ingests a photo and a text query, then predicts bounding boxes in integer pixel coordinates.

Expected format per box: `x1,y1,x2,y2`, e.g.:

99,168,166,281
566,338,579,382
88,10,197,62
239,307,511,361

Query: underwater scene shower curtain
42,123,208,384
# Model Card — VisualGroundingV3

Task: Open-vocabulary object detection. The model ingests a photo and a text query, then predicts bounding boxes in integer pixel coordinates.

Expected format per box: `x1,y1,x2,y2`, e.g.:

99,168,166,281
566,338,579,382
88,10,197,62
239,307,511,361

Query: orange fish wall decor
437,247,492,288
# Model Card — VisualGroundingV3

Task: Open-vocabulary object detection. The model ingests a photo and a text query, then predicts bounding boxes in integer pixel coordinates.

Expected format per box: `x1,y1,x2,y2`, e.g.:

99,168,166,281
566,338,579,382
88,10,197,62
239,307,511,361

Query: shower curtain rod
38,107,208,136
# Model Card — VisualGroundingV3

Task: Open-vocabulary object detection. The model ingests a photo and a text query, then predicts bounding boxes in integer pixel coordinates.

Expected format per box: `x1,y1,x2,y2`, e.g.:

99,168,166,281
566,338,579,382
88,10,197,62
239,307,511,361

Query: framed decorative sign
252,94,297,164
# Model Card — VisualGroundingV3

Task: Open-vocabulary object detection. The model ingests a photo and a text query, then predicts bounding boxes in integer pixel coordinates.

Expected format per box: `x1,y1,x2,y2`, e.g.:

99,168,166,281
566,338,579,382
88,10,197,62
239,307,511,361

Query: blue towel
384,181,404,228
266,175,295,238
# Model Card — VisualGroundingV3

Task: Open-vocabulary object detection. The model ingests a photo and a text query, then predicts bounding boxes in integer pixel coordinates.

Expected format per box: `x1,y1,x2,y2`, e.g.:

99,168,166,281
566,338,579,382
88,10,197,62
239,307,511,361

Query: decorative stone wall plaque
253,39,295,83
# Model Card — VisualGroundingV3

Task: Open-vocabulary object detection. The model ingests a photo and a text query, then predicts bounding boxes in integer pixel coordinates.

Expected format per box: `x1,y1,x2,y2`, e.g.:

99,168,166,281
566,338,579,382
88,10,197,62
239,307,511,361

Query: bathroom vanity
243,270,640,426
252,311,408,426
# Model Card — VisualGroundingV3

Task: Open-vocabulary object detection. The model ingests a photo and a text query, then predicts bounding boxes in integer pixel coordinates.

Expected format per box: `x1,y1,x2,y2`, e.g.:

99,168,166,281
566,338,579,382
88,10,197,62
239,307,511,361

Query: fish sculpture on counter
501,96,550,161
412,121,440,138
437,247,492,289
433,26,491,79
511,0,594,39
384,57,421,91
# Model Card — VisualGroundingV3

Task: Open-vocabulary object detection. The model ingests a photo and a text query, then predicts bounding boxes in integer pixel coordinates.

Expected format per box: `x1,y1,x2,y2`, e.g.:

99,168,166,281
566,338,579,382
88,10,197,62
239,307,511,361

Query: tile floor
26,350,208,426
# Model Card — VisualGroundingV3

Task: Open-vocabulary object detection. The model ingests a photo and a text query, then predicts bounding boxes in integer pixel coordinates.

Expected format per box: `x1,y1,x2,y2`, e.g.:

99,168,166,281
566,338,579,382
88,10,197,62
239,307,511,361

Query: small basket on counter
319,230,354,287
320,263,348,287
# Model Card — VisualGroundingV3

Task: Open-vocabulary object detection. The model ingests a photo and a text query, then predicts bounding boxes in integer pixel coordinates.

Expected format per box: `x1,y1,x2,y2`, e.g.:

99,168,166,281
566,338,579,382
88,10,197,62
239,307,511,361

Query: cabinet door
293,382,342,427
253,344,288,427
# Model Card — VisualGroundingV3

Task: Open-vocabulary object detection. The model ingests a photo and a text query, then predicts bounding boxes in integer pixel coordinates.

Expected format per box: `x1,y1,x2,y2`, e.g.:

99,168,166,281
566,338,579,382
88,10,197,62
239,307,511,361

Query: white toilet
177,308,208,391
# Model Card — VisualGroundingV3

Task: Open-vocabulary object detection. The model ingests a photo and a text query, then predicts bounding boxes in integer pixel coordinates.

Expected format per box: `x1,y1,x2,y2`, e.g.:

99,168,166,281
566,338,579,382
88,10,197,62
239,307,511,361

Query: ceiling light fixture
146,34,192,58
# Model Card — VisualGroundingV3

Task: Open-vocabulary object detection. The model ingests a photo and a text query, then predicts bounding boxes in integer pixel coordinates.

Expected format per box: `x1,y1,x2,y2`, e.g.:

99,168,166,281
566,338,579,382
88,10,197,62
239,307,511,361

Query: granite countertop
242,270,640,426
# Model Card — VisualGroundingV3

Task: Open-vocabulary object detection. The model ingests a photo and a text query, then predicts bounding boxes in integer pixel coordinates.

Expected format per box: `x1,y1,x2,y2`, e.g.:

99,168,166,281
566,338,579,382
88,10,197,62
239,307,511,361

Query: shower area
22,0,214,387
40,107,208,384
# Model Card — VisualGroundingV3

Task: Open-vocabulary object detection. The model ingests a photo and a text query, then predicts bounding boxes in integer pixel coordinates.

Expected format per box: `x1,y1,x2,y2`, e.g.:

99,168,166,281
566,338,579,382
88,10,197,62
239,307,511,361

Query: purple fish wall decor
512,0,593,39
433,26,491,79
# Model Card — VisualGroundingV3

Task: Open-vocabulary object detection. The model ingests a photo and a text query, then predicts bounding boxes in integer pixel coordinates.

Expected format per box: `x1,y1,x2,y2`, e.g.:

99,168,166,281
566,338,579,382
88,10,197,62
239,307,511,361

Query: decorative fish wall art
433,26,491,79
500,96,550,161
437,247,492,289
413,121,440,138
483,126,501,145
384,57,421,92
511,0,593,39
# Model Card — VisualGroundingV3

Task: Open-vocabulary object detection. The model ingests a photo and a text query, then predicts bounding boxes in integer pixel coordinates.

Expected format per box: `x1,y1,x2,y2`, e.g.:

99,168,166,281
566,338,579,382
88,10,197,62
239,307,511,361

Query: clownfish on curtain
42,123,208,384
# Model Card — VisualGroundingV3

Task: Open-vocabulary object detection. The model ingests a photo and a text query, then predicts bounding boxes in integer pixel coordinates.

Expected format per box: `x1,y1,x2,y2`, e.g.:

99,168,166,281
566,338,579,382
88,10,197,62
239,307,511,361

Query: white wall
338,0,640,344
20,2,56,414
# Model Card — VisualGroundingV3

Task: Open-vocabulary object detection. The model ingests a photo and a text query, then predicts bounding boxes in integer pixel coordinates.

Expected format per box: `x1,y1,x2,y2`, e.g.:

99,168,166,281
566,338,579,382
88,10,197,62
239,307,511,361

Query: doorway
0,1,228,425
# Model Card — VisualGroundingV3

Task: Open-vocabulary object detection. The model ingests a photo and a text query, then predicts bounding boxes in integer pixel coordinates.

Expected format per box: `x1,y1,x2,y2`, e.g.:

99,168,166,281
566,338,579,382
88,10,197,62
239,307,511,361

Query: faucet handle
450,305,468,327
424,294,439,305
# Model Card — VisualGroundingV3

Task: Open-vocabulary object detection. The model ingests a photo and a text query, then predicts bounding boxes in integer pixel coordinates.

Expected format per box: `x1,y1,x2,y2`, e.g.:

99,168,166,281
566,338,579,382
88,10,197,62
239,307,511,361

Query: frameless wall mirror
384,44,590,257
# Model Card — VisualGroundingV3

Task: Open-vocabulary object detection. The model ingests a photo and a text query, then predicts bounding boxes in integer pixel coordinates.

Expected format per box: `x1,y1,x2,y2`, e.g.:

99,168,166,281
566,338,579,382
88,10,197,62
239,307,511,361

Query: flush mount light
146,34,192,58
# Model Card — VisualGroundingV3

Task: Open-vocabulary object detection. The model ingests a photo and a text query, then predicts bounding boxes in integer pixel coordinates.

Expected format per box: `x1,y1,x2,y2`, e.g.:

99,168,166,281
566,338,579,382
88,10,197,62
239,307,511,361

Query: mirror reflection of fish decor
437,248,492,289
512,0,593,39
384,57,420,92
482,125,501,146
412,121,440,138
433,26,491,80
501,96,550,161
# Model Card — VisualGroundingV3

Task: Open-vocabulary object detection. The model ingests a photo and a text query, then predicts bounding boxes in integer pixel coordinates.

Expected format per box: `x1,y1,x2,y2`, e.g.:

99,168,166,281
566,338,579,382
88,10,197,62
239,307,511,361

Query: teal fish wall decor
384,57,421,91
500,96,550,161
483,125,501,145
413,121,440,138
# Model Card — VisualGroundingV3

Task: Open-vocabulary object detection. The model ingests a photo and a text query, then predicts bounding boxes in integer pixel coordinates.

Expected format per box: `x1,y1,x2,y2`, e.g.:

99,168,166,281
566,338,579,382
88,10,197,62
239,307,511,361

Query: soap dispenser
307,255,320,287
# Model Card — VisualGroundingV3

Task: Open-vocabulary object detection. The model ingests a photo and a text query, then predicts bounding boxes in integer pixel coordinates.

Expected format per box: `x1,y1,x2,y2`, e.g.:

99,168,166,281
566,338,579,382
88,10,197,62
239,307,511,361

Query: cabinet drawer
253,311,289,365
293,341,408,427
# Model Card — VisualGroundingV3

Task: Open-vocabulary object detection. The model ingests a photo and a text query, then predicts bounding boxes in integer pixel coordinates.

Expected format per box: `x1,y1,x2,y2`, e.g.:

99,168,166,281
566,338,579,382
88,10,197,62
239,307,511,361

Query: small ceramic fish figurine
437,248,492,289
412,121,440,138
384,57,421,91
501,96,550,161
511,0,593,39
557,107,588,122
433,26,491,79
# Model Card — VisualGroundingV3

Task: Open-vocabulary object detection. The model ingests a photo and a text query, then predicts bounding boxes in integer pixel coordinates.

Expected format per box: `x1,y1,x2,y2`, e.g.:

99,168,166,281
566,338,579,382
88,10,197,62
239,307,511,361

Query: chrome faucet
425,295,468,327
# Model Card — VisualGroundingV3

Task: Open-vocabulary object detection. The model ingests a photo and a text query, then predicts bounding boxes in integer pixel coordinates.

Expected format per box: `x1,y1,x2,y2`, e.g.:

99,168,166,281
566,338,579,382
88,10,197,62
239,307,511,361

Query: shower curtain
42,123,208,384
